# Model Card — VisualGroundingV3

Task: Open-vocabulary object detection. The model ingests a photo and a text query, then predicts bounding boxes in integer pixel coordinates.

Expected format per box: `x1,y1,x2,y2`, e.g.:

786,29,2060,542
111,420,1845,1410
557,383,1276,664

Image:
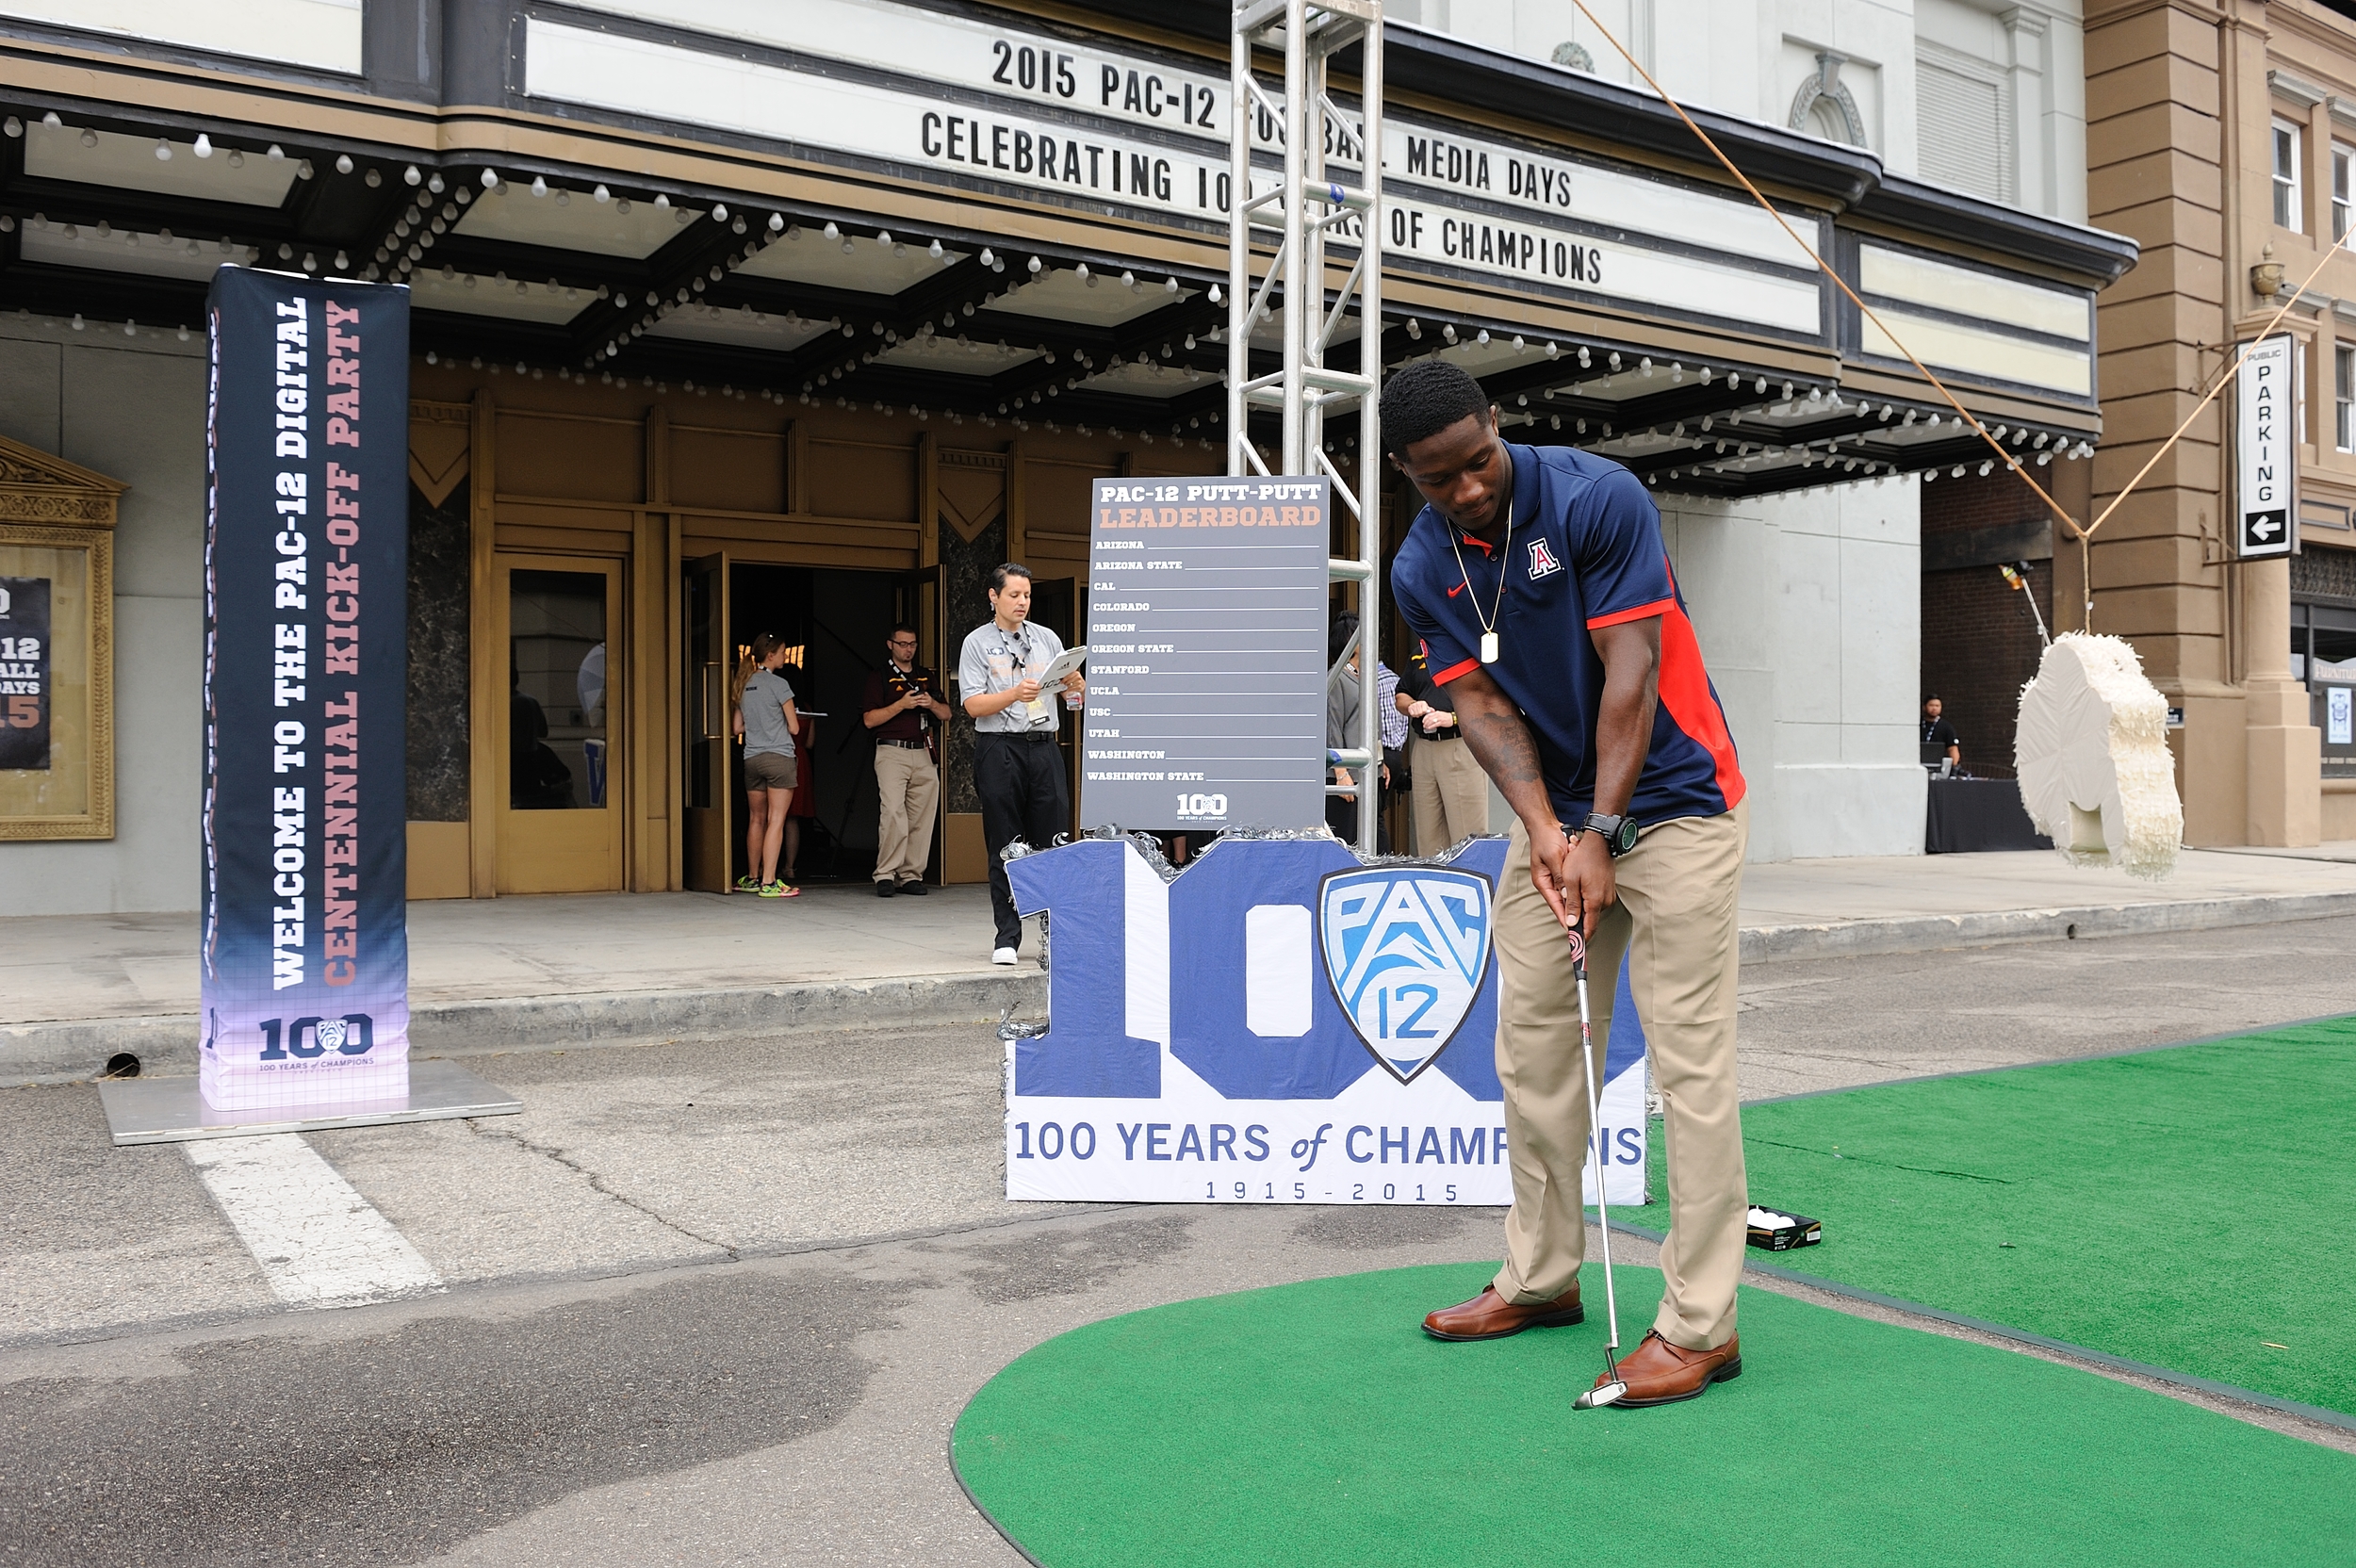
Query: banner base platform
98,1058,520,1146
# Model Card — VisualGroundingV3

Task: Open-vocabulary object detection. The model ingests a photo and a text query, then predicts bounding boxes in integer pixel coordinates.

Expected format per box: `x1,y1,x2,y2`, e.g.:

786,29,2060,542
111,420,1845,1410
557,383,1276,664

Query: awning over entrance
0,0,2135,496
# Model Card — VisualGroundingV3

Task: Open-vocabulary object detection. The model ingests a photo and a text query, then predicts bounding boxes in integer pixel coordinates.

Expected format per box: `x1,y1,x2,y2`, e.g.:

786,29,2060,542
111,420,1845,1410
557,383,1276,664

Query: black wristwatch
1581,811,1640,858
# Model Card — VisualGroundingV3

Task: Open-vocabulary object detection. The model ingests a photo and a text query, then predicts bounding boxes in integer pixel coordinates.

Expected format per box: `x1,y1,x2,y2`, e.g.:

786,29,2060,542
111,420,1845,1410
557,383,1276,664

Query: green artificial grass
954,1263,2356,1567
1726,1016,2356,1418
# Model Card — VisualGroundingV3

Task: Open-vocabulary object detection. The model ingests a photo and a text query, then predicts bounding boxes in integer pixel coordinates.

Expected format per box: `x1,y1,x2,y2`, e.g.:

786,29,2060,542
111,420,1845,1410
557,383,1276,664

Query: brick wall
1921,468,2055,776
1921,466,2043,541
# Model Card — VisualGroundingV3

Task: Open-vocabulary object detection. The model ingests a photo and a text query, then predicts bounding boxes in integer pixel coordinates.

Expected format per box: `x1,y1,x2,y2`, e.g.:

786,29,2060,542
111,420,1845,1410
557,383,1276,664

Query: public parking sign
1081,476,1329,831
2236,333,2295,559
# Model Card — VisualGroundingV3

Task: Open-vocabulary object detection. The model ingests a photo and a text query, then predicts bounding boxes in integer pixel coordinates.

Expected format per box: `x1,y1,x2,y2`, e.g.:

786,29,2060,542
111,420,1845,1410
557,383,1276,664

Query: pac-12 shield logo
1316,867,1495,1084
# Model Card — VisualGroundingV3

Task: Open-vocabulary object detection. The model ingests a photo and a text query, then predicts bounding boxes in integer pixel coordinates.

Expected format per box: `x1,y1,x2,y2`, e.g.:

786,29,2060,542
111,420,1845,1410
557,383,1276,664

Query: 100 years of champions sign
201,268,409,1112
1004,835,1647,1206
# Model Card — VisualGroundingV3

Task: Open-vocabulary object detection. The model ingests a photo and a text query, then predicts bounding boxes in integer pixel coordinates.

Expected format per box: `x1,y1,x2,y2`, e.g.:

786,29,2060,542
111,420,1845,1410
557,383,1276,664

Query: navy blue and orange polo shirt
1389,441,1744,828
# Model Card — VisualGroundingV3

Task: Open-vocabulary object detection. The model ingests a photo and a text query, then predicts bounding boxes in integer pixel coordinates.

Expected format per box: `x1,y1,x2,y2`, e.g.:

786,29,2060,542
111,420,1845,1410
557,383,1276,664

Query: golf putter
1565,916,1628,1410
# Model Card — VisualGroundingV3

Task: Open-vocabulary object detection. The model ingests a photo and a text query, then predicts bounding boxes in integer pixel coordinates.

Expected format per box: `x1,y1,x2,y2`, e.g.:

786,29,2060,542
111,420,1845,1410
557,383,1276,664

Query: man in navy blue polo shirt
1386,358,1749,1408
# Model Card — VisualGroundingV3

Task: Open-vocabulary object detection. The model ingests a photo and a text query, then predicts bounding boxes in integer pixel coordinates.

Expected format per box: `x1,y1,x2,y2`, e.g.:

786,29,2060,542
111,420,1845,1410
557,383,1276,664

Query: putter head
1575,1380,1628,1410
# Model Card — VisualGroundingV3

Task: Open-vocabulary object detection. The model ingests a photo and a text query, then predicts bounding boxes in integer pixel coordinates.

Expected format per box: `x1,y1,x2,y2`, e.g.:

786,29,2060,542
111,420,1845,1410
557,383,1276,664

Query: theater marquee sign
529,0,1824,336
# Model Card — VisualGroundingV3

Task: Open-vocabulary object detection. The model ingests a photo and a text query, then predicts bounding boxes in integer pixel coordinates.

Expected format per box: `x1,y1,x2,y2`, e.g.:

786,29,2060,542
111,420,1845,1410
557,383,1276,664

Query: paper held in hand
1027,645,1088,718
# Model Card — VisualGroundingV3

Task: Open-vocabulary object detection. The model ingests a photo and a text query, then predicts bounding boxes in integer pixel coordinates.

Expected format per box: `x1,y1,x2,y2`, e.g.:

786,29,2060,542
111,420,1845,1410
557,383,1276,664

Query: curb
0,968,1047,1086
1739,888,2356,963
10,887,2353,1086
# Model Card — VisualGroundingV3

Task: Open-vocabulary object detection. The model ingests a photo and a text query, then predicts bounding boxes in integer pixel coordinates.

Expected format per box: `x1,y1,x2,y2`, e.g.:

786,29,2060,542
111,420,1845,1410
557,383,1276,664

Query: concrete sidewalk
8,844,2356,1082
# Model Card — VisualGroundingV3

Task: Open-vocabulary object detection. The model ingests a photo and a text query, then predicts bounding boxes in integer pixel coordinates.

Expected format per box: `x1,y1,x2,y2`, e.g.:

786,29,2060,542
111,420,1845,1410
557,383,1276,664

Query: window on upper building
2335,144,2354,245
1916,44,2011,203
2276,118,2305,233
2338,345,2354,453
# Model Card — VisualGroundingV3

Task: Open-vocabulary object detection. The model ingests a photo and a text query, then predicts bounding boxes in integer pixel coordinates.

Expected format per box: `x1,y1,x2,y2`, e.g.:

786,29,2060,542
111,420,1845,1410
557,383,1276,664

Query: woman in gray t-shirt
731,632,802,896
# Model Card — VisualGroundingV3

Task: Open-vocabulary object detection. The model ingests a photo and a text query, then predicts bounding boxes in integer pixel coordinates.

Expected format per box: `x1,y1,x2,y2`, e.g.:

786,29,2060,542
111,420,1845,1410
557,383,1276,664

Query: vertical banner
2235,333,2295,560
0,576,50,768
201,268,410,1112
1082,477,1328,831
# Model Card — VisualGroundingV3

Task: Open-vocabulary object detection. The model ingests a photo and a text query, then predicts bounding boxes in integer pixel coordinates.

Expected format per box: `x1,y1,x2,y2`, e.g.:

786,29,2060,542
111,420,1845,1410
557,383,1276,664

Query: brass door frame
492,552,626,894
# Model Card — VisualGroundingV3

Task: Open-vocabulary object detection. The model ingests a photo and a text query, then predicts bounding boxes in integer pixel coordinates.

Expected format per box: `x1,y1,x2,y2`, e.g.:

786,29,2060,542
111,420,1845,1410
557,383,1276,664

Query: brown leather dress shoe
1600,1329,1742,1406
1421,1283,1583,1341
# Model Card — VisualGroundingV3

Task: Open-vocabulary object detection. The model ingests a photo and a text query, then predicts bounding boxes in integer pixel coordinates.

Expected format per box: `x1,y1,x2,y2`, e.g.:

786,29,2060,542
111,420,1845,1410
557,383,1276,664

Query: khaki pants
1492,800,1747,1350
1410,732,1489,853
873,743,939,885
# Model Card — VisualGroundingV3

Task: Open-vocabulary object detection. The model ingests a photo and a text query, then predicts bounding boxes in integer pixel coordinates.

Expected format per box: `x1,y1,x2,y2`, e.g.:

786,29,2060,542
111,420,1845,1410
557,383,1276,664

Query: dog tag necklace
1448,498,1513,663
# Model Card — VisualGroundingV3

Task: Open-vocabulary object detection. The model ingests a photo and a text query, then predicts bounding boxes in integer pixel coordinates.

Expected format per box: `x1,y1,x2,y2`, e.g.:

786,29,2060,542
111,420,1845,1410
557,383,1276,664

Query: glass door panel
496,556,624,893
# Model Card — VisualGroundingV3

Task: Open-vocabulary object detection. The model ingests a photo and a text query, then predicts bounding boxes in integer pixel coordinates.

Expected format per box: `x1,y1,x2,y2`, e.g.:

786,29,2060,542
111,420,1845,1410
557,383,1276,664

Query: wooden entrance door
495,554,625,893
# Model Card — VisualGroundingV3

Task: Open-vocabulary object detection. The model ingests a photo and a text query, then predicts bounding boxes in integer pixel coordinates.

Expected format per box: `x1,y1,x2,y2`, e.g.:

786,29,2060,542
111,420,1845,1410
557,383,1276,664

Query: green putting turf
1725,1016,2356,1419
954,1263,2356,1567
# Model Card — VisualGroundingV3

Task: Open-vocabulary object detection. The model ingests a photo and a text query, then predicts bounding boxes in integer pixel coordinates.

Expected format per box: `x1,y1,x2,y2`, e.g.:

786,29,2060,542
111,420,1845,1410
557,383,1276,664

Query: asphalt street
6,917,2356,1565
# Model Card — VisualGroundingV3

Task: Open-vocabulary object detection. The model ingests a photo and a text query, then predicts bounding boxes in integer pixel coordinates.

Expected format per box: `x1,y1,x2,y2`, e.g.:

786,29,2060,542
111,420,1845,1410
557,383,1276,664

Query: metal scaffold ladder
1227,0,1385,854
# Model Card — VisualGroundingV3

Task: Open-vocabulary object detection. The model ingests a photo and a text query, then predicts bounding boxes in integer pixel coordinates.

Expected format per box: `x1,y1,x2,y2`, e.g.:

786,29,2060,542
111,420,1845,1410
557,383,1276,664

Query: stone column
2001,7,2051,217
2242,554,2322,844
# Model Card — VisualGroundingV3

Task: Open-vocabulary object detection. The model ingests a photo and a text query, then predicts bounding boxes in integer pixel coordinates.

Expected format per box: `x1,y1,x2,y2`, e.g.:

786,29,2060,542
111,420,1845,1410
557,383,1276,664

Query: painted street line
185,1134,444,1310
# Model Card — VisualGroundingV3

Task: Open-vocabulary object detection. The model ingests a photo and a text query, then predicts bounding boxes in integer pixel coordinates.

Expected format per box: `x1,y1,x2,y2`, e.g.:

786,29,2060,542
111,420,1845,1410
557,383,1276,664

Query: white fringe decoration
2015,632,2183,880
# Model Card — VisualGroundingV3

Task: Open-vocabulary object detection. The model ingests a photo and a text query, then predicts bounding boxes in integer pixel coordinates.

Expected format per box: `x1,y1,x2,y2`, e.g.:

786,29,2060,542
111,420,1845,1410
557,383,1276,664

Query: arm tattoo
1447,665,1558,832
1460,706,1542,788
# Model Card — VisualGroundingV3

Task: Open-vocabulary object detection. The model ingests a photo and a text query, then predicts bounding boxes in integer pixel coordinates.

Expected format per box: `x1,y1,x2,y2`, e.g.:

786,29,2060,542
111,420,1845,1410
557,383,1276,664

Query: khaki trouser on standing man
1491,802,1748,1351
873,741,938,887
1409,728,1490,852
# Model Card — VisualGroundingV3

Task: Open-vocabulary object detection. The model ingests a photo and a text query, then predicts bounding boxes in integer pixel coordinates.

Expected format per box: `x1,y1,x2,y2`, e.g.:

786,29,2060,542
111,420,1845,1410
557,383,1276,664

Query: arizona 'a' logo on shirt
1527,538,1562,580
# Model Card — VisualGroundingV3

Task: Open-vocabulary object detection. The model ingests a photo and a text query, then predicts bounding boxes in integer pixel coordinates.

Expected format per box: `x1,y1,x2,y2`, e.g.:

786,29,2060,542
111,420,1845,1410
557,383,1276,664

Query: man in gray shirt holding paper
958,563,1084,967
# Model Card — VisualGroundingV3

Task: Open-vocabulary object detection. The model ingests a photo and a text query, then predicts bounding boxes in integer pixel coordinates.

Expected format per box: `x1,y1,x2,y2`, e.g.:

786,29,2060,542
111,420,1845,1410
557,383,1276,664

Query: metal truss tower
1227,0,1385,854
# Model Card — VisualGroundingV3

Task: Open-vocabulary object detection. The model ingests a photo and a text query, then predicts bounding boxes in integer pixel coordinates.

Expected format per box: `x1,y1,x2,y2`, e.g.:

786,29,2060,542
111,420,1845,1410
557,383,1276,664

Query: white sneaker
992,947,1018,966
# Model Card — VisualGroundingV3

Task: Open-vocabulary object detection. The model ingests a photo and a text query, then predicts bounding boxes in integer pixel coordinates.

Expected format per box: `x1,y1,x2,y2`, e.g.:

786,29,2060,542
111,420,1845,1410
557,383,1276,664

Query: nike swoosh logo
1447,581,1466,597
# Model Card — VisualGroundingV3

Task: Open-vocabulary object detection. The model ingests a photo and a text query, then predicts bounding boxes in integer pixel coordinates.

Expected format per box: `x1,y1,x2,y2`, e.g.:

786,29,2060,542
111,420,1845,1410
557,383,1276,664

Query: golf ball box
1745,1205,1822,1251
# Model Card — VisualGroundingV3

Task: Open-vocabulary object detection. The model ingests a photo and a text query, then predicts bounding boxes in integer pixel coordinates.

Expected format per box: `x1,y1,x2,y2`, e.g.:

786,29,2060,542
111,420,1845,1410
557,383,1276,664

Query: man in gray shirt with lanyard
959,563,1085,966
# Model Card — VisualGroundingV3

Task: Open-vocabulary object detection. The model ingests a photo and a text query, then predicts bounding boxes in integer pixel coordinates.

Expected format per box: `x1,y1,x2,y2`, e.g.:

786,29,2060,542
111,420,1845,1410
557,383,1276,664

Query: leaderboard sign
201,268,410,1113
1083,477,1327,832
2236,334,2295,560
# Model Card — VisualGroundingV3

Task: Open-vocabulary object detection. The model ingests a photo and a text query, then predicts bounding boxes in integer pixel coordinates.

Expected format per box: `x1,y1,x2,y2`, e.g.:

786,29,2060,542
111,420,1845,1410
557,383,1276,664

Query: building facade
2084,0,2356,845
0,0,2131,916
